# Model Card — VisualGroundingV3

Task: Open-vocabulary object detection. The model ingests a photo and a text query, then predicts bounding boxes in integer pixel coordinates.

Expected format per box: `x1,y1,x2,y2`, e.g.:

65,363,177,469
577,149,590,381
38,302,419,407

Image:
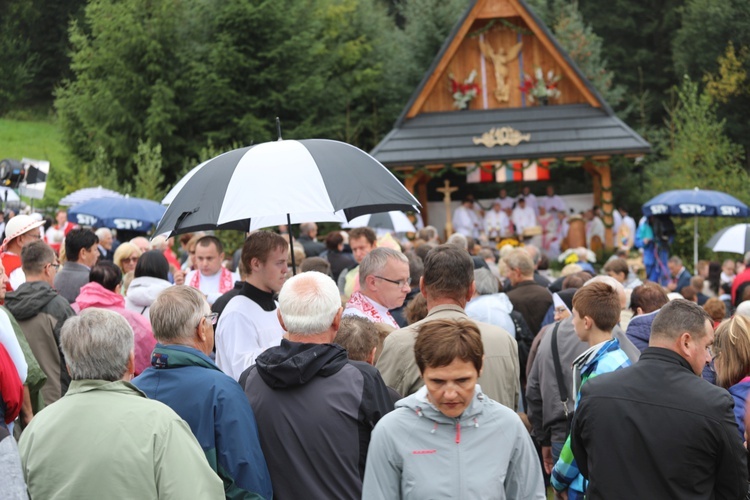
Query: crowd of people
0,204,749,499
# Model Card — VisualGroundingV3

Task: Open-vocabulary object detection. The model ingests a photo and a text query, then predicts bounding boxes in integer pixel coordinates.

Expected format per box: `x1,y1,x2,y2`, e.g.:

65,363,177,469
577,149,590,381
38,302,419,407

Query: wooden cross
437,180,459,238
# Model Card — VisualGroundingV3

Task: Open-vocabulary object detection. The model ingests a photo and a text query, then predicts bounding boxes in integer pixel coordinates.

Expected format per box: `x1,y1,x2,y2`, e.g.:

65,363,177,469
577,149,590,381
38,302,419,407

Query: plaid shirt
551,338,632,493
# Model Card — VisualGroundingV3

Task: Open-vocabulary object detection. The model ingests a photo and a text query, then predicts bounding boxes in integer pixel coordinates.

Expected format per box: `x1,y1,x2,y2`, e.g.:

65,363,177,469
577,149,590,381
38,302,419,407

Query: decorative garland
469,19,533,38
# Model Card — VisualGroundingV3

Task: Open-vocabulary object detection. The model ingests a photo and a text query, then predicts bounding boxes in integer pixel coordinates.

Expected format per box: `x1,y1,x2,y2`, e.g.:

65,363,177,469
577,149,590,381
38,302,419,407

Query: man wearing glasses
343,248,410,329
134,286,272,500
5,240,74,406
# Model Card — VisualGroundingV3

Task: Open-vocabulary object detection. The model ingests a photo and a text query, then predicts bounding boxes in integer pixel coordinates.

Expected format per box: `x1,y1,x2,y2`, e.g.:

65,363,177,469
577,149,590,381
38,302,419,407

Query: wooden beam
596,162,614,250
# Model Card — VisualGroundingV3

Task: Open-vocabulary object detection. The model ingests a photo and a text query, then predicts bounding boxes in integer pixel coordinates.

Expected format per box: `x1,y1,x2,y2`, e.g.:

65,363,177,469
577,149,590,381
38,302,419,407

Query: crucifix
437,179,459,238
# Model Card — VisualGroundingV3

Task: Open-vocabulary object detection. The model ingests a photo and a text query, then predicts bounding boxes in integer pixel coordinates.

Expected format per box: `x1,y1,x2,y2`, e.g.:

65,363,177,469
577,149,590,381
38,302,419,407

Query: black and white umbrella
343,211,416,233
155,138,419,270
706,224,750,255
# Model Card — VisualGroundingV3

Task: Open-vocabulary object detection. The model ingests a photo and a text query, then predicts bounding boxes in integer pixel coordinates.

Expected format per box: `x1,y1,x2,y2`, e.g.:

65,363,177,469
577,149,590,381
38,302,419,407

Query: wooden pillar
404,170,430,226
596,162,614,250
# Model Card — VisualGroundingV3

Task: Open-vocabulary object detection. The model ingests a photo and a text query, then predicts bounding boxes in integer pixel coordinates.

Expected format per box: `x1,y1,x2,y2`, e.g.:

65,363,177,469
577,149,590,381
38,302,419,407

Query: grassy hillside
0,118,70,206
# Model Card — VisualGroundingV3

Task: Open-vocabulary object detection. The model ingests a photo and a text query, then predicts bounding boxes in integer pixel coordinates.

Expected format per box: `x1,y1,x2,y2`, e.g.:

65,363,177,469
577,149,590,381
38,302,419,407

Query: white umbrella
343,211,416,233
0,187,20,203
59,186,124,206
706,224,750,254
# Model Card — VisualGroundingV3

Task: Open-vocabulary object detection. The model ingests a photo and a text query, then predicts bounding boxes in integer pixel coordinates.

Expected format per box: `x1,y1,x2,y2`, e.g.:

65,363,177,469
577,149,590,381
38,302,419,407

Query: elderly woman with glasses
713,315,750,438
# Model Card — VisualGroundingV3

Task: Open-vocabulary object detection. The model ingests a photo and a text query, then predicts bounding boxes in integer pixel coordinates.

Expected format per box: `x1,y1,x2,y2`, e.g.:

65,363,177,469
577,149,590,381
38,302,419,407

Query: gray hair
61,308,134,382
743,252,750,266
94,227,112,240
299,222,317,236
150,235,168,250
446,233,468,250
21,240,55,275
359,248,408,287
651,299,711,342
279,271,342,335
150,286,207,342
474,268,499,295
524,244,541,265
503,248,534,277
668,256,682,266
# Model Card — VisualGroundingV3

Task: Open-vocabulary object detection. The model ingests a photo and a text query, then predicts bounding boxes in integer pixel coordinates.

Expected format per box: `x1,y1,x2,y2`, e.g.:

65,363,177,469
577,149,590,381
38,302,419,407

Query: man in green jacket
18,308,224,499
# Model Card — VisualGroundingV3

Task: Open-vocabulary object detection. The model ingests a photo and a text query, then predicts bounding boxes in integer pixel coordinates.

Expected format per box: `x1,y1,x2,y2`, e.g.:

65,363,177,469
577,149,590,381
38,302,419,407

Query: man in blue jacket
133,286,272,499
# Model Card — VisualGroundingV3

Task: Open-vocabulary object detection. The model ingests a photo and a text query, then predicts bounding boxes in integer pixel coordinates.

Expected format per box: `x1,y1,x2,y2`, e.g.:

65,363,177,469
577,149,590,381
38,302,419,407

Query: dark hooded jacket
5,281,75,405
240,339,393,500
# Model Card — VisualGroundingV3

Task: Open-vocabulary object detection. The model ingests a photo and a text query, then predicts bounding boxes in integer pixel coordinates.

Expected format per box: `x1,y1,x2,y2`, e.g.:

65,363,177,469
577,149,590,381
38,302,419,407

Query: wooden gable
405,0,602,118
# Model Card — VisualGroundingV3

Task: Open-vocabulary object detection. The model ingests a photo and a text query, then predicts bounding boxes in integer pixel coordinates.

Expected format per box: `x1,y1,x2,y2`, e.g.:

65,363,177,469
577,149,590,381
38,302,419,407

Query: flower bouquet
448,70,480,110
519,67,561,104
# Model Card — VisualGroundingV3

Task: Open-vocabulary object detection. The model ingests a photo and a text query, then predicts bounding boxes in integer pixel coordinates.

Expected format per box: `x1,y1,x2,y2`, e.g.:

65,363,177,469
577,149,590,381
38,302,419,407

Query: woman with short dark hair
125,250,172,320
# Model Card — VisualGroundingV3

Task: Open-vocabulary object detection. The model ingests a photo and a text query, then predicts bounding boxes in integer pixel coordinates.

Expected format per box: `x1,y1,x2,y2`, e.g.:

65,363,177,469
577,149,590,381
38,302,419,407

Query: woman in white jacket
125,250,172,320
362,318,545,500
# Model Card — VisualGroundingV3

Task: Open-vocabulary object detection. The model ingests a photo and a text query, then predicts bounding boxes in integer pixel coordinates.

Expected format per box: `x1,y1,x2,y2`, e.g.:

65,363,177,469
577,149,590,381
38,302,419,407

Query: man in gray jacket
240,271,393,500
54,228,99,303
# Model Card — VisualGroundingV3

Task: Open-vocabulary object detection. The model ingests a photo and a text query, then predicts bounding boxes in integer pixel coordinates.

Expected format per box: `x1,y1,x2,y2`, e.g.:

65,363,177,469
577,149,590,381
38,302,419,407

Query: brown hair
680,286,698,302
630,282,669,314
415,318,483,374
562,271,592,290
714,315,750,388
335,316,379,362
348,227,377,245
572,282,620,332
603,258,628,277
422,245,473,302
242,231,288,271
704,298,726,324
405,293,428,325
196,235,224,255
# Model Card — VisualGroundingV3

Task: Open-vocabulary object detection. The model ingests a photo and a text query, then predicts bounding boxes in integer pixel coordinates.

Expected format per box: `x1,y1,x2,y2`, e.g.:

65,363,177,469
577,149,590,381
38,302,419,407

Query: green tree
132,141,165,201
646,77,748,261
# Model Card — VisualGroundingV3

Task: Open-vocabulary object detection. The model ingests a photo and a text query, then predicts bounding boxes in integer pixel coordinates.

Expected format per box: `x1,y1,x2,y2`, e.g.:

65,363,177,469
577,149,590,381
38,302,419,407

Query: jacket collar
65,379,147,398
239,281,276,312
149,343,220,371
640,347,696,374
63,261,90,272
400,384,486,423
425,304,466,317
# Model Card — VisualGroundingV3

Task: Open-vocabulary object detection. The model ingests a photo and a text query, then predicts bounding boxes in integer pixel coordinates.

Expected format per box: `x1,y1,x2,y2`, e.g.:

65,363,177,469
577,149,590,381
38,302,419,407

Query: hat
3,215,45,249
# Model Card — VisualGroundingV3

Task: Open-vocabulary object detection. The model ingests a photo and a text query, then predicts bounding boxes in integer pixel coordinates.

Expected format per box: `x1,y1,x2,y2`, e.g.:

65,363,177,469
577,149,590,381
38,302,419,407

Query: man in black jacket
571,300,747,500
240,271,393,500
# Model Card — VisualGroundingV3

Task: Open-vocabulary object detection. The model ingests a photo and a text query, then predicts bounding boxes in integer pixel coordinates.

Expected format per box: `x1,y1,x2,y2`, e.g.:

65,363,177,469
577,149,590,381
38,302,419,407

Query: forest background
1,0,750,262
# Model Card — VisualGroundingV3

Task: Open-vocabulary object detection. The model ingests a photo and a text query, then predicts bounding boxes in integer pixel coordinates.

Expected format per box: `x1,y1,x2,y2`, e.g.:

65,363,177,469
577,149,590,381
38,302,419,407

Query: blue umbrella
642,188,749,269
69,196,166,232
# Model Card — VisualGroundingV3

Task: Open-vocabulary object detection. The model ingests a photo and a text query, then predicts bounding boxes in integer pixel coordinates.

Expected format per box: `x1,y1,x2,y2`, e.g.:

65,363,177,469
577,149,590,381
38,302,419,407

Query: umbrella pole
287,213,296,276
694,217,698,272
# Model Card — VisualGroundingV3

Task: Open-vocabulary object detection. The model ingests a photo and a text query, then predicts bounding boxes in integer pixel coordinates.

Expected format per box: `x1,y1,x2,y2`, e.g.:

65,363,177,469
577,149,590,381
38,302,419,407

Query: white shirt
215,294,284,381
586,217,605,246
497,197,515,211
517,194,538,214
539,195,566,214
512,206,537,235
453,206,477,238
185,269,239,305
9,268,25,291
484,209,511,238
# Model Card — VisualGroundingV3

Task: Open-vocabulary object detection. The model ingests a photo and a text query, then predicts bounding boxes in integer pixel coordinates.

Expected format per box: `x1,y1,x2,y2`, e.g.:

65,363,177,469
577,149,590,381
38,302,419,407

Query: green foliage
646,77,748,261
132,141,165,201
578,0,684,124
551,2,626,107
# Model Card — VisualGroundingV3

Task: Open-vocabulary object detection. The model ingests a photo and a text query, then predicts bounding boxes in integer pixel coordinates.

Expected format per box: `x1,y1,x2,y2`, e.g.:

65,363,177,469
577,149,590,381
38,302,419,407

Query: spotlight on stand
0,159,25,188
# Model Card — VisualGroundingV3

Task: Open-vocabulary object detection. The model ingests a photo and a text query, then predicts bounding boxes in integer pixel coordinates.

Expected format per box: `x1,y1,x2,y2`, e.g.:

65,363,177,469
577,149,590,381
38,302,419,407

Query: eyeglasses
200,312,219,327
707,345,719,360
374,275,411,288
123,256,139,263
46,262,60,271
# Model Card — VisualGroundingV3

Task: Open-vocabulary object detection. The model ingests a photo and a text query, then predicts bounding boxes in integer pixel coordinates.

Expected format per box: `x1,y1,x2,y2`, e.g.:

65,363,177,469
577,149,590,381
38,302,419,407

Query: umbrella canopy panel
706,224,750,255
59,186,124,207
69,196,166,232
343,211,416,233
642,189,748,217
155,139,420,236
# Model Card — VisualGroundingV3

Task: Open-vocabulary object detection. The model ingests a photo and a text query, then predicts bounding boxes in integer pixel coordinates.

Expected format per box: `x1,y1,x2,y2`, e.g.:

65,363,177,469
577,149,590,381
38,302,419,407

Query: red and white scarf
189,267,234,295
346,291,398,327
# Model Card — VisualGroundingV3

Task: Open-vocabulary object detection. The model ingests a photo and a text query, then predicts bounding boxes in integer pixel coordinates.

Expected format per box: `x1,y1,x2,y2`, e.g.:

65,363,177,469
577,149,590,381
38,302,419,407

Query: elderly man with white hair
133,286,272,499
343,248,410,328
18,308,224,499
95,227,114,261
240,271,393,500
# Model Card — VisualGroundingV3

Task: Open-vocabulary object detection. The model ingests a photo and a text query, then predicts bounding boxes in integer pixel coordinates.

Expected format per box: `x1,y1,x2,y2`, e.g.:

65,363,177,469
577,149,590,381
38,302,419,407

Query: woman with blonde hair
113,242,142,275
713,315,750,437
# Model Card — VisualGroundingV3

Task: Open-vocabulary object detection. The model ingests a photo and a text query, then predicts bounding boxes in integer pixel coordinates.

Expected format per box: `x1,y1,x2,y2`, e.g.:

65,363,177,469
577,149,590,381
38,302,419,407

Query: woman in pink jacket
72,261,156,375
